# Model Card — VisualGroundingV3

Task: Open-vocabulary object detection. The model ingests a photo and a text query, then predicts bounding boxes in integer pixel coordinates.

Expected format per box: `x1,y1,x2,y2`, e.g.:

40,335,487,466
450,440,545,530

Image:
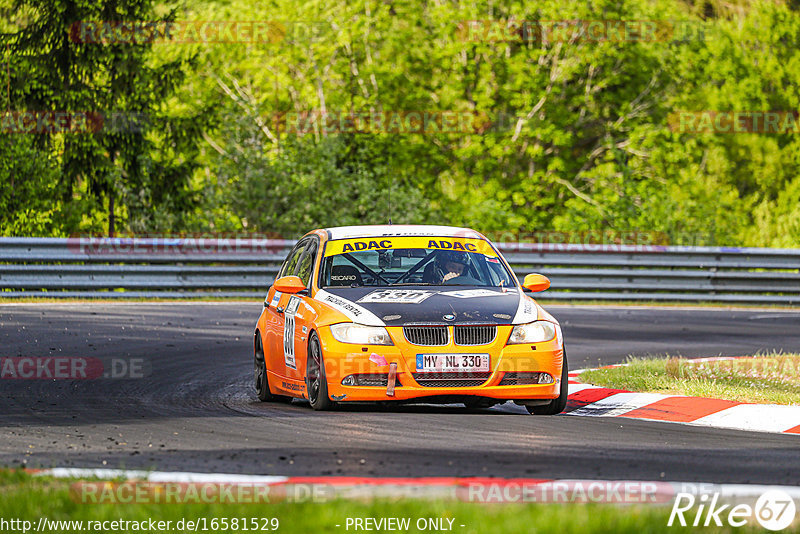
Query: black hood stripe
320,286,521,325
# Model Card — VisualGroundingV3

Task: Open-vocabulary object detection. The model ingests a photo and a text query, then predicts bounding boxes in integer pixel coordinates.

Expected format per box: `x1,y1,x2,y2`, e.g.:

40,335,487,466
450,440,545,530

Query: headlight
330,323,394,345
508,321,557,344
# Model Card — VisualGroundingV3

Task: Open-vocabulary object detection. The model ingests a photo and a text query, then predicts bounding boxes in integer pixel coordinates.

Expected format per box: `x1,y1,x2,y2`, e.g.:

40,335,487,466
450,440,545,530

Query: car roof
324,225,486,240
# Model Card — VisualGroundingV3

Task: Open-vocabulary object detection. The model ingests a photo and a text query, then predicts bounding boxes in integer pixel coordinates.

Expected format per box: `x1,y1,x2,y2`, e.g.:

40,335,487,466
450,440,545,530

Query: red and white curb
566,359,800,435
31,468,800,503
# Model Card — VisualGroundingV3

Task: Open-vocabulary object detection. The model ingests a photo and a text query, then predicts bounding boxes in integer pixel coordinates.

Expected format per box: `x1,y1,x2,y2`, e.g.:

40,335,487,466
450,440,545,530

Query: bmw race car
253,225,567,414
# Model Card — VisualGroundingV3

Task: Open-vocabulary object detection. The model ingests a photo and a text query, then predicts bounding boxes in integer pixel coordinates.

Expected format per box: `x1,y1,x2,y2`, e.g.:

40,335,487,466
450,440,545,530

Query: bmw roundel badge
443,314,456,321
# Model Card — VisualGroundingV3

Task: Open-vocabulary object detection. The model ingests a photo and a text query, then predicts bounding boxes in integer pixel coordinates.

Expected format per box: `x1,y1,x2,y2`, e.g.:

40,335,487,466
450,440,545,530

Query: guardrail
1,237,798,304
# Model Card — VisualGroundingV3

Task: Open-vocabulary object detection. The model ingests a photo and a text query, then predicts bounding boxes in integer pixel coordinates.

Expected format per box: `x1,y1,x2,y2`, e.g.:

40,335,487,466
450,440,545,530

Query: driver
438,251,470,282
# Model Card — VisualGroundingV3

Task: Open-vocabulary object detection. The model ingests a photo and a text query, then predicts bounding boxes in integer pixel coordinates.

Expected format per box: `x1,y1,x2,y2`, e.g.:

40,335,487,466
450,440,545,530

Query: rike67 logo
669,489,796,530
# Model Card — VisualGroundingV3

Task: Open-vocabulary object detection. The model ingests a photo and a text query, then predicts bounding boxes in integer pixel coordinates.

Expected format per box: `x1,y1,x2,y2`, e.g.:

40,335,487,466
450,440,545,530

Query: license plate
415,354,490,373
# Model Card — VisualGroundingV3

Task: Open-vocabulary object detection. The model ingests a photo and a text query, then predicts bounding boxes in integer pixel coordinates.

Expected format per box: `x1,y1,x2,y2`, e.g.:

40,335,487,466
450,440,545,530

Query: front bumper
319,325,564,402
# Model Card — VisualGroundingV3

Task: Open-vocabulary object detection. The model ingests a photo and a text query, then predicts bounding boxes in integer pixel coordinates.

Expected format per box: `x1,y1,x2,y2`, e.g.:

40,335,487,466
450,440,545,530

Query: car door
264,239,308,379
280,238,319,381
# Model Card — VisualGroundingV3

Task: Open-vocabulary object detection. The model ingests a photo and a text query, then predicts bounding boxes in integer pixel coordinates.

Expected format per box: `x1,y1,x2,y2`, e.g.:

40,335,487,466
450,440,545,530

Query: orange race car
252,225,567,414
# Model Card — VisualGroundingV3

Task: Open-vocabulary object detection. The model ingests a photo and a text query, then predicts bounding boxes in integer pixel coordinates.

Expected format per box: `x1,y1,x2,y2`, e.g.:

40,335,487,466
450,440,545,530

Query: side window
487,261,513,287
294,240,318,288
278,240,307,279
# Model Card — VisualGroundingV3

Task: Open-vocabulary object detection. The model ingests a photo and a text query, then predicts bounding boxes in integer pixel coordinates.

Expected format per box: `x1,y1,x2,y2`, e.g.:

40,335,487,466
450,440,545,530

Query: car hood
315,286,538,326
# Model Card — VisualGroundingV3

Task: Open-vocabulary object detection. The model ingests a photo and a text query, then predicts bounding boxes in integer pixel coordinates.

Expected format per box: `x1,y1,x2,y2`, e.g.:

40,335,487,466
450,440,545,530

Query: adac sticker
324,236,496,257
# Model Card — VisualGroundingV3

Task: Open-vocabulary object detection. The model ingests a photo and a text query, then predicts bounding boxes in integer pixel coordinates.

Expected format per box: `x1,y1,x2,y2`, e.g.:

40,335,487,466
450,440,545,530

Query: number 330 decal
283,297,301,370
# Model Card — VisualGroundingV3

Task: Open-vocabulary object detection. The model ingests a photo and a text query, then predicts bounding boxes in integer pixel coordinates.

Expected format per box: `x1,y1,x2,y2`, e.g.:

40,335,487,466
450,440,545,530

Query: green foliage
1,0,202,235
1,0,799,246
0,136,62,235
202,132,433,236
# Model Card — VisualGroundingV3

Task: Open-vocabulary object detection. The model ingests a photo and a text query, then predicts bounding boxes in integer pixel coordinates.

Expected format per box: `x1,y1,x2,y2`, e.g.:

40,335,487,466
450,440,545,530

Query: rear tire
254,333,291,403
526,351,569,415
306,332,335,411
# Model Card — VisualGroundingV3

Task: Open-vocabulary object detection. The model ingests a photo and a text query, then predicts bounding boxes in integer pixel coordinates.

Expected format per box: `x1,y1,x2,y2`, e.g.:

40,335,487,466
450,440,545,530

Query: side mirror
522,273,550,293
272,275,307,295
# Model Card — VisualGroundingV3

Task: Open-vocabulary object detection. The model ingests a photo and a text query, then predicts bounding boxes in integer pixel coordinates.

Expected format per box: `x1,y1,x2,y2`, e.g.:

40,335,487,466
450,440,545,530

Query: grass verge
580,353,800,405
0,470,762,534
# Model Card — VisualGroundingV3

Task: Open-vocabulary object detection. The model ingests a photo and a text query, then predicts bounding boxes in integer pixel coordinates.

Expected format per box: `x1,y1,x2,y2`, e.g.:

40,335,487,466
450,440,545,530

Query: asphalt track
2,303,800,484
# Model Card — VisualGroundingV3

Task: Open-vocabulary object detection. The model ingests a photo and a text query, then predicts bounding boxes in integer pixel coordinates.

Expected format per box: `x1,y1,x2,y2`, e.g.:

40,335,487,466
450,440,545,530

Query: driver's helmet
436,250,470,271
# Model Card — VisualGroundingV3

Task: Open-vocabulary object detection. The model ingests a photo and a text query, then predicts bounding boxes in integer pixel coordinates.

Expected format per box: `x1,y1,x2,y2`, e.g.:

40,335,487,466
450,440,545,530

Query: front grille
404,326,448,346
499,372,539,385
412,372,492,388
454,325,497,345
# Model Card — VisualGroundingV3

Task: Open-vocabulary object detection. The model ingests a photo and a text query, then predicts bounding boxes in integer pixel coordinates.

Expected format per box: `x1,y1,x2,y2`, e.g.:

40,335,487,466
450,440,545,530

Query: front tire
526,351,569,415
254,332,290,403
306,332,335,411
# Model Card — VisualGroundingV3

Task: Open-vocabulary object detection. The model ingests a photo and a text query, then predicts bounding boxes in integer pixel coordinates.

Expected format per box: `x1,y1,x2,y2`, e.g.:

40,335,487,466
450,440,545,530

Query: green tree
0,136,62,235
1,0,202,236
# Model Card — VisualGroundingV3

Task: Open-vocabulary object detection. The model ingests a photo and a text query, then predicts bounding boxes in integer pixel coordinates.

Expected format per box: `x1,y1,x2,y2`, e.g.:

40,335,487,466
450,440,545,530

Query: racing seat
329,265,363,286
421,262,439,284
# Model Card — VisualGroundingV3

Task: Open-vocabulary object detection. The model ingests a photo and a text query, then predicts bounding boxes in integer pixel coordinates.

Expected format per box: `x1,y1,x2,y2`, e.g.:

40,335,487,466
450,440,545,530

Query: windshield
319,236,515,288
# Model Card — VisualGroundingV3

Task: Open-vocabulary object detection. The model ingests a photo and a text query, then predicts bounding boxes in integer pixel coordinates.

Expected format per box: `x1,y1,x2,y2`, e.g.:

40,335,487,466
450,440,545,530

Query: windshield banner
323,236,498,257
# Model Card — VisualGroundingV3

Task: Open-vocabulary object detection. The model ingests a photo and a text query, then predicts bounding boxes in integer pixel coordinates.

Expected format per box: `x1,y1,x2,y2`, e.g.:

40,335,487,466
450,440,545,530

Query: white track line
568,392,667,418
42,468,287,484
691,404,800,434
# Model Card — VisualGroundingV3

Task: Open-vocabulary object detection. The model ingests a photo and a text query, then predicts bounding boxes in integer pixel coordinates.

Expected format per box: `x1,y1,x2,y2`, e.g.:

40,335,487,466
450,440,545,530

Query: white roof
326,225,484,240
